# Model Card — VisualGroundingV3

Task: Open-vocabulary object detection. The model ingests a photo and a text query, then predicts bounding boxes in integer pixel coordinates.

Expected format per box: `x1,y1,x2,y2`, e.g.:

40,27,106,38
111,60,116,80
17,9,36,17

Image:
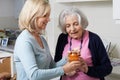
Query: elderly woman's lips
71,32,78,34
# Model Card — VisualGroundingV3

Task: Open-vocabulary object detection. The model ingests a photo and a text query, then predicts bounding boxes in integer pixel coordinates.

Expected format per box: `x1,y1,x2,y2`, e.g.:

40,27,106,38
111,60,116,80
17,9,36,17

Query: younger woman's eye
43,13,49,17
43,14,47,17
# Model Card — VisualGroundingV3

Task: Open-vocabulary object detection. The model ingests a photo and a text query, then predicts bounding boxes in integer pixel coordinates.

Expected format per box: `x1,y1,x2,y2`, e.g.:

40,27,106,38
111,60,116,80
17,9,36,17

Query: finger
77,52,80,56
68,50,71,52
70,61,81,64
79,57,84,60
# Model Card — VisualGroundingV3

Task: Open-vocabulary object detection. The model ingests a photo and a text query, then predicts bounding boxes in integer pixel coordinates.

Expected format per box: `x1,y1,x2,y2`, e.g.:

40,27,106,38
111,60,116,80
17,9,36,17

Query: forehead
39,5,51,16
65,15,78,23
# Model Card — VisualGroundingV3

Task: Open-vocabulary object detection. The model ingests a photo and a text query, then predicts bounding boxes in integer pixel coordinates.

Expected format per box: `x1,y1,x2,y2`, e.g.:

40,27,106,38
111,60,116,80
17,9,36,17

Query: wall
47,0,120,58
0,0,18,29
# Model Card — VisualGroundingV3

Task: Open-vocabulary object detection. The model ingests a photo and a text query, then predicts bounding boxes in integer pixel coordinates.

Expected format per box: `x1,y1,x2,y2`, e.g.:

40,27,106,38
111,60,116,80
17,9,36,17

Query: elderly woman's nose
70,26,75,31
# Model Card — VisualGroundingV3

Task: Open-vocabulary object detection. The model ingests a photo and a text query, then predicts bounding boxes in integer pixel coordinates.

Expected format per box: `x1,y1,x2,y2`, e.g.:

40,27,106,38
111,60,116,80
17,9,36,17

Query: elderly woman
54,7,112,80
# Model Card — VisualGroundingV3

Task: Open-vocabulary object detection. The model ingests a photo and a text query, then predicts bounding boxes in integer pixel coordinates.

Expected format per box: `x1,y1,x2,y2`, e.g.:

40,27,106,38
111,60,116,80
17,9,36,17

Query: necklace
68,35,83,62
69,33,84,51
69,38,83,51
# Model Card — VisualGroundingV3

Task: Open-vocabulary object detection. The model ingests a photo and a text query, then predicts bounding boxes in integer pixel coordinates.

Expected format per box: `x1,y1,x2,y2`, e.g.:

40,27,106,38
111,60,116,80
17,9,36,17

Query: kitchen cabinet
0,51,15,78
56,0,112,3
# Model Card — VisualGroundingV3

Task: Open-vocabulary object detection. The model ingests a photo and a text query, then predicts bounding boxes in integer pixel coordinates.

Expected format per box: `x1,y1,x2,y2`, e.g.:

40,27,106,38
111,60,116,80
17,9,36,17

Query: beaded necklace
69,32,84,51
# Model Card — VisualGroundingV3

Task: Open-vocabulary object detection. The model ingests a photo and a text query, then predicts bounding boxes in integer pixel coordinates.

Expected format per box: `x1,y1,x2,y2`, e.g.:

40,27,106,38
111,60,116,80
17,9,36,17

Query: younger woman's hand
62,61,81,74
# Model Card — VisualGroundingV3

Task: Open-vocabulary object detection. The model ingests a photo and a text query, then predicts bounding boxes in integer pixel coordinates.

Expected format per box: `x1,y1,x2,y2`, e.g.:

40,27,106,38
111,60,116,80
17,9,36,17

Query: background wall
0,0,18,29
47,0,120,58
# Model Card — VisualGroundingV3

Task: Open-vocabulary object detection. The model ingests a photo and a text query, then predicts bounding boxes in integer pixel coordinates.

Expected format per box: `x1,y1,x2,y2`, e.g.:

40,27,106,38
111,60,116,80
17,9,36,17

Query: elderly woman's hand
78,57,88,73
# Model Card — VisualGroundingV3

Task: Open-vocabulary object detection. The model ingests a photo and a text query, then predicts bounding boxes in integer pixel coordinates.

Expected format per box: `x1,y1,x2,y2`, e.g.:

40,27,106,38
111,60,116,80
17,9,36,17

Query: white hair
59,7,88,33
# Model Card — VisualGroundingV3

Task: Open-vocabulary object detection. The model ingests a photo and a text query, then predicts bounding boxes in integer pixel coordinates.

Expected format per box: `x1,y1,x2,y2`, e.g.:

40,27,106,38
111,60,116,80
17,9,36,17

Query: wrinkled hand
78,57,88,73
62,61,81,74
66,71,76,76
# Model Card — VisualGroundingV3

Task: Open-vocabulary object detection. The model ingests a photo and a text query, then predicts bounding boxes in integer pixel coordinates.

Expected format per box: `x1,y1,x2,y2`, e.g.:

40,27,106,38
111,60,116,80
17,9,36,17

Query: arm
15,41,64,80
86,32,112,78
54,33,68,62
56,57,67,66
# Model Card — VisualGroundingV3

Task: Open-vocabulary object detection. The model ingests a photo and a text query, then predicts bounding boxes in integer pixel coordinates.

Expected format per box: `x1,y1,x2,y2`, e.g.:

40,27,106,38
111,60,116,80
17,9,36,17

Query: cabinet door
0,52,14,78
0,57,11,73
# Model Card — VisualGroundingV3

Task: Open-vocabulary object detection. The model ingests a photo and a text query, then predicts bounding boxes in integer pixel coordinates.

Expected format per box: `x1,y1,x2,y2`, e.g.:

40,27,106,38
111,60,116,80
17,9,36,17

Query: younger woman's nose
47,17,50,22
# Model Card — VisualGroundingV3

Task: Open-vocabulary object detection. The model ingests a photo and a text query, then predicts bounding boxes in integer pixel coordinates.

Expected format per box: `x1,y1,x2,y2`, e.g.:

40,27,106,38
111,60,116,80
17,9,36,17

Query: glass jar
68,51,80,62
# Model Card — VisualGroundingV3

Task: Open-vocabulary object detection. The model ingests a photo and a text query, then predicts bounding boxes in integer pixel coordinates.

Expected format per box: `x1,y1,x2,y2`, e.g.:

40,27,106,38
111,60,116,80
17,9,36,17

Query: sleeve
54,33,67,62
50,57,67,68
55,57,67,66
86,33,113,79
15,40,64,80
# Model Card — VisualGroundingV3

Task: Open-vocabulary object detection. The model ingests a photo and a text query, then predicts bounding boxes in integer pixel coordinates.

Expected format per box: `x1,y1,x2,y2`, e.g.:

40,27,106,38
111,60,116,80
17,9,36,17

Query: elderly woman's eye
66,24,70,28
74,22,79,26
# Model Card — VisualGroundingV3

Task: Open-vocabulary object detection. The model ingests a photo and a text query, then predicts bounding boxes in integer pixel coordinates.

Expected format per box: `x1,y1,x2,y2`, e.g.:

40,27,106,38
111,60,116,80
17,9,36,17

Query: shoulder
56,33,68,48
15,30,37,49
89,31,101,40
16,30,33,42
88,31,104,46
58,33,68,40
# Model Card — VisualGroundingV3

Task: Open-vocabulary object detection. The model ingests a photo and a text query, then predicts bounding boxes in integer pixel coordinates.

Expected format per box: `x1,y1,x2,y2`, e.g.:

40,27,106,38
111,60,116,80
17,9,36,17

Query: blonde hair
19,0,50,33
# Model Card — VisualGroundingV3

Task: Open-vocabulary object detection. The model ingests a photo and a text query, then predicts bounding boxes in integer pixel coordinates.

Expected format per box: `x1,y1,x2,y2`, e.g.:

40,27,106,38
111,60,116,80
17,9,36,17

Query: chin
75,38,79,40
71,36,79,39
